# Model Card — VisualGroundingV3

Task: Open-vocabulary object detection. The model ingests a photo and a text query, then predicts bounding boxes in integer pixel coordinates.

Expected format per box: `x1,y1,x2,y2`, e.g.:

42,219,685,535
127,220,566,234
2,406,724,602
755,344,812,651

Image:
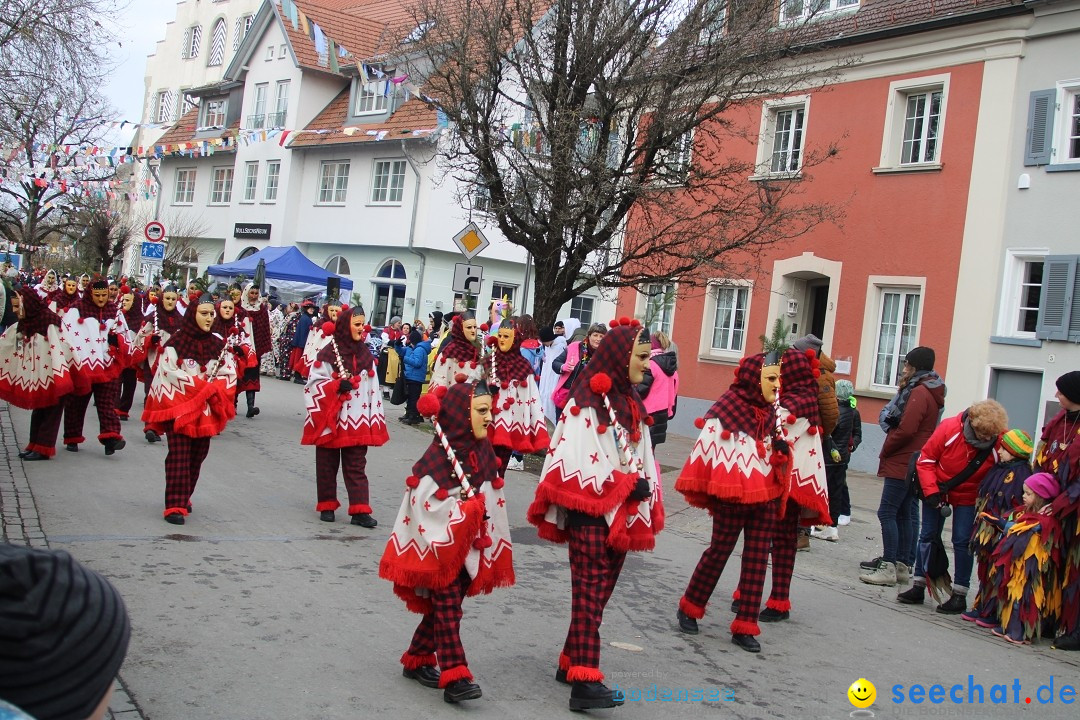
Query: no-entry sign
144,221,166,242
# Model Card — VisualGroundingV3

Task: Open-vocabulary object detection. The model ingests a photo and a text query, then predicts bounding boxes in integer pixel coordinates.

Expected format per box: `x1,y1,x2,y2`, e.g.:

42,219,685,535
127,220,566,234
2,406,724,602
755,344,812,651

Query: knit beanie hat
0,544,130,720
792,334,823,356
835,379,854,401
1025,472,1060,501
998,429,1033,460
1056,371,1080,404
904,346,935,372
538,327,555,343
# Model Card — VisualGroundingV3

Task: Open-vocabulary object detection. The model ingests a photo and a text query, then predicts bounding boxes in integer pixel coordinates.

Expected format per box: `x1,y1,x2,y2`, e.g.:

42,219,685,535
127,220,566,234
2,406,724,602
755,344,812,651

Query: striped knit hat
998,429,1033,460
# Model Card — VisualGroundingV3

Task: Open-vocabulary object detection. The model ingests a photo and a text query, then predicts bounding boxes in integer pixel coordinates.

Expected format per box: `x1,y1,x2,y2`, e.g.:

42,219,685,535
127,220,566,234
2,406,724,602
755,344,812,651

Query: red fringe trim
679,596,707,619
467,564,516,597
315,500,340,512
607,500,659,553
97,432,123,442
400,652,437,670
25,443,56,458
567,666,604,683
488,424,550,453
163,507,190,518
558,652,571,672
142,379,216,424
531,466,637,521
730,619,760,636
392,583,433,615
63,436,85,445
438,664,473,687
379,496,486,592
766,598,791,612
304,425,390,448
348,503,373,515
526,504,569,544
675,458,783,505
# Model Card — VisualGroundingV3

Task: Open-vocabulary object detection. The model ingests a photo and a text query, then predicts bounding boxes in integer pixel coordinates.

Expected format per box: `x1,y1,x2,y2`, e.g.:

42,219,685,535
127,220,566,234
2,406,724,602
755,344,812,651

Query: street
4,378,1079,720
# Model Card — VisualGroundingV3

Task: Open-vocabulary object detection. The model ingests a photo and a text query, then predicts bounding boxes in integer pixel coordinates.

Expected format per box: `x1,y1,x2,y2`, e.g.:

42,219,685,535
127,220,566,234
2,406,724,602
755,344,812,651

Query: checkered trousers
63,379,121,444
767,499,800,606
561,524,627,673
315,446,370,512
405,568,471,672
164,432,212,513
683,499,778,627
27,405,64,456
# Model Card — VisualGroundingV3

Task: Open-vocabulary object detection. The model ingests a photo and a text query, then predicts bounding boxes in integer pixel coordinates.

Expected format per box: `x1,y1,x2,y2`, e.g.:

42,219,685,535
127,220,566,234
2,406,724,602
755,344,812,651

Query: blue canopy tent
207,246,352,300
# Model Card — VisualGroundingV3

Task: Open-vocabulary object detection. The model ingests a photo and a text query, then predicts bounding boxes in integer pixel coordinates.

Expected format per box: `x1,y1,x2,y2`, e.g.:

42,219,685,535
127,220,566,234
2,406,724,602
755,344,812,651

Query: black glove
629,477,652,502
924,492,942,509
107,333,119,347
338,379,355,394
149,334,161,346
231,345,245,356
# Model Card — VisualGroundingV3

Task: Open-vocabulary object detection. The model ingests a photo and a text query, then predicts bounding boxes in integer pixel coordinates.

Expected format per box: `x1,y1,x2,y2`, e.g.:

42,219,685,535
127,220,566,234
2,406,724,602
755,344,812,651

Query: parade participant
212,298,257,409
429,313,486,390
54,276,80,310
143,294,238,524
177,280,202,314
116,287,145,422
34,268,60,304
1034,370,1080,650
380,381,513,704
237,283,272,418
228,284,243,305
107,281,119,304
262,301,285,376
279,303,302,380
139,286,185,443
296,302,341,382
77,273,91,296
60,275,130,455
674,350,789,654
527,318,663,710
302,306,387,528
0,288,75,460
486,317,549,475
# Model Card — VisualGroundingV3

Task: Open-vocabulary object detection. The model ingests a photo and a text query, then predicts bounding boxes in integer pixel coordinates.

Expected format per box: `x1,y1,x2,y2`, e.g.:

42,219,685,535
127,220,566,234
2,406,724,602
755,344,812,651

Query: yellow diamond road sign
453,222,489,260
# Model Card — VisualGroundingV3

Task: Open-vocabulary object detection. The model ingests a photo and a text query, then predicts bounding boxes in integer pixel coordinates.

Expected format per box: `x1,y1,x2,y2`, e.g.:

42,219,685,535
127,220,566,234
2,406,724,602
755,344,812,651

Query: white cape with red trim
489,376,549,452
142,347,238,437
0,324,75,409
780,409,831,525
301,364,389,447
59,307,131,390
429,353,486,390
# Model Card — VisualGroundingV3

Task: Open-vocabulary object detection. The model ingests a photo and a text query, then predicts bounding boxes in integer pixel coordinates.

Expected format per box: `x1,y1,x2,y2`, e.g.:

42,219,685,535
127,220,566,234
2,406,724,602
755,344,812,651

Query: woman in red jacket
898,399,1007,612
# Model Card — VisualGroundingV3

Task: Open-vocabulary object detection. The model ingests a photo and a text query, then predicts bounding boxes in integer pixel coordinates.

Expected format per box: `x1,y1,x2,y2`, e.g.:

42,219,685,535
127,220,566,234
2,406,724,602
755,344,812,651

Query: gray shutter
1024,89,1056,166
1070,262,1080,342
1036,255,1077,341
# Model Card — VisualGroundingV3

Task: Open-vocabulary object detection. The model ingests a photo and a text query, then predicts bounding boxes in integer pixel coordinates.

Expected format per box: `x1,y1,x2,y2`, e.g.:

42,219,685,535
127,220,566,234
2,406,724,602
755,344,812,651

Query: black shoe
144,430,160,443
22,451,48,461
1052,633,1080,651
443,679,482,703
569,682,623,710
860,556,883,570
351,513,377,528
18,450,30,459
246,407,260,418
555,668,569,685
320,510,335,523
65,443,78,452
676,610,699,634
731,599,740,613
759,607,789,622
402,665,441,688
936,593,967,615
731,633,761,653
104,438,126,456
897,585,925,604
165,512,185,525
293,375,306,385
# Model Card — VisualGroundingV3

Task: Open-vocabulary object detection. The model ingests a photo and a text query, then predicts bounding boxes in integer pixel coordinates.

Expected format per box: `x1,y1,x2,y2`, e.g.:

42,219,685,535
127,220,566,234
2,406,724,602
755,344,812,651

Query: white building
149,0,614,326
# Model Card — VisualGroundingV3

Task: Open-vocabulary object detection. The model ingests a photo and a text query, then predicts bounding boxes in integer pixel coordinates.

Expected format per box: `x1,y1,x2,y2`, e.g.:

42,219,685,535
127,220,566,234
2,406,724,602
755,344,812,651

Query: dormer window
780,0,859,24
354,81,388,115
200,97,227,129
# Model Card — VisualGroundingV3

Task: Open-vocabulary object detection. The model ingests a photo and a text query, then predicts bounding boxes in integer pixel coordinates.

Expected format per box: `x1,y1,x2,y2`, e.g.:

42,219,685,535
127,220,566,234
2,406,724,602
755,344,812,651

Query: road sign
144,221,166,242
140,241,165,260
452,263,484,295
452,222,489,260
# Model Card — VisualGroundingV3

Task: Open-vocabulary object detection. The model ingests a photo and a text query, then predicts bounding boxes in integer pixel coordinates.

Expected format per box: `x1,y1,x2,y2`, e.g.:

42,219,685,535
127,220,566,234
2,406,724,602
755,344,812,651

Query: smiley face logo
848,678,876,708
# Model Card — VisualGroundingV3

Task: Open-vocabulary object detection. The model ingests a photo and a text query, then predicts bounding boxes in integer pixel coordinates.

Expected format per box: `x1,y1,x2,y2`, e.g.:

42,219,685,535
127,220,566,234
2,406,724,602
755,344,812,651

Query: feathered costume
984,509,1063,643
1034,407,1080,639
429,315,486,390
968,459,1032,624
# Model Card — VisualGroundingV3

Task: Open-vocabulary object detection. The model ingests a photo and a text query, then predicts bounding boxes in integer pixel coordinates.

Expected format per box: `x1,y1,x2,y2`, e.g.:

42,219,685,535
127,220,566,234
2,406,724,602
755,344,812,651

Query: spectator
860,347,945,587
812,380,861,542
289,300,318,383
551,322,605,420
538,325,563,425
635,331,679,448
397,329,432,424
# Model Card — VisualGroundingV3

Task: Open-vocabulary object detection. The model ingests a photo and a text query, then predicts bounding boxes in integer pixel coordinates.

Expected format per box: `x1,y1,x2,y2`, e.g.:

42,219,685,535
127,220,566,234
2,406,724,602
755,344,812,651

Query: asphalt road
7,377,1080,719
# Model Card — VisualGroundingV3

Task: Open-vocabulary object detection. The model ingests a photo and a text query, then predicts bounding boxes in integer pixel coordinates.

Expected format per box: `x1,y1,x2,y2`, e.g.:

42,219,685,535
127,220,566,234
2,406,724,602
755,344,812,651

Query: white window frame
569,296,595,327
698,0,727,44
324,255,351,276
856,276,926,392
753,95,809,178
653,131,694,186
200,97,226,129
264,161,280,202
253,84,268,118
370,159,407,204
354,81,388,115
636,282,677,337
265,45,275,62
997,249,1048,339
490,283,517,309
278,44,287,59
183,25,202,59
209,167,234,205
1053,80,1080,165
173,168,196,205
233,14,254,51
207,18,227,67
875,74,950,173
700,280,752,360
241,161,259,203
272,81,289,127
318,161,351,205
780,0,860,24
155,90,174,124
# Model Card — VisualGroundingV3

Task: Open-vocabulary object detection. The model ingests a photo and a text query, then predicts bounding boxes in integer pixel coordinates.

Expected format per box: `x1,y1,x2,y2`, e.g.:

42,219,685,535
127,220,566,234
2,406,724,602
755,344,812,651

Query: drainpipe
520,251,532,315
402,141,427,317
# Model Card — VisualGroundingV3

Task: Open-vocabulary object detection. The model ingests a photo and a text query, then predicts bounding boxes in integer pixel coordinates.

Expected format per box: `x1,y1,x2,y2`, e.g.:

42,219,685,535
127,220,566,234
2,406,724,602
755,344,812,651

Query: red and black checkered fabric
568,324,647,441
704,354,775,440
164,432,212,512
27,405,63,456
405,568,471,672
74,291,117,324
489,317,534,382
165,301,225,366
437,314,480,364
315,445,370,510
16,288,61,337
316,307,375,376
779,348,821,425
156,305,183,335
561,524,627,673
63,380,121,444
411,383,498,492
210,304,243,341
767,499,800,608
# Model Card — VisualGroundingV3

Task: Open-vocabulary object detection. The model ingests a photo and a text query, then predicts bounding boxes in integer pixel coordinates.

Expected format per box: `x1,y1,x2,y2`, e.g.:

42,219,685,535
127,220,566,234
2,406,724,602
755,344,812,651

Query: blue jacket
397,340,432,382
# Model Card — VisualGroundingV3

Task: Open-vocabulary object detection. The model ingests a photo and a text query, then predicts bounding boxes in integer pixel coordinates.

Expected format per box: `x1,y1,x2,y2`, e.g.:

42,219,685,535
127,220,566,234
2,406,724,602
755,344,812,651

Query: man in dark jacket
859,346,945,586
812,380,861,542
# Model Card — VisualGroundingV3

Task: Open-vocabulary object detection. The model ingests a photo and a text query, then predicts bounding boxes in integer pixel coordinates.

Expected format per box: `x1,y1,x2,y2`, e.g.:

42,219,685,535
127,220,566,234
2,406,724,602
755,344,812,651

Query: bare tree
124,208,211,284
393,0,846,323
68,197,137,274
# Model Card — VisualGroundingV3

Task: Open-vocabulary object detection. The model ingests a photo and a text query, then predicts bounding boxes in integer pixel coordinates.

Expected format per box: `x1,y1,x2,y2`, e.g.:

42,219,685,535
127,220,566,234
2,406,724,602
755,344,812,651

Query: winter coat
637,350,679,446
817,352,839,437
877,378,946,479
915,412,997,507
826,402,862,466
520,341,544,381
397,340,432,383
292,312,314,349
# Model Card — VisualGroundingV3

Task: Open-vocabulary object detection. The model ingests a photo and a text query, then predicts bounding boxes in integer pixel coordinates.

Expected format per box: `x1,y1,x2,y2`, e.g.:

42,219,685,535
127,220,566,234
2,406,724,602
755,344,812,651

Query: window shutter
181,28,191,59
1036,255,1077,341
1024,89,1056,166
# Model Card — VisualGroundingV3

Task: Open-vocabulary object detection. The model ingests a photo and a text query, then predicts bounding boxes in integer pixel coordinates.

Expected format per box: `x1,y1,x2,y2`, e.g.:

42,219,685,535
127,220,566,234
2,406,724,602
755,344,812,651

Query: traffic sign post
452,263,484,295
144,221,166,242
140,241,165,260
452,223,489,260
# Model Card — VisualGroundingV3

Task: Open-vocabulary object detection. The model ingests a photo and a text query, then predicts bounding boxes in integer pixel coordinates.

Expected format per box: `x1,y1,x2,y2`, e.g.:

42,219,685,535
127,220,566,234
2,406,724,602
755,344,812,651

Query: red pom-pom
589,372,612,394
618,316,632,327
492,477,505,489
313,360,322,369
321,321,335,335
644,416,655,426
694,417,706,429
405,475,420,489
807,425,819,435
454,373,467,383
472,536,493,549
503,399,513,410
433,385,448,398
500,381,509,390
569,405,581,416
435,488,449,500
486,335,498,347
150,296,158,305
480,323,490,332
364,324,372,332
804,348,816,359
417,392,441,417
812,369,821,379
458,361,465,369
119,285,130,294
786,414,796,425
609,319,618,327
77,317,84,324
721,429,732,440
770,452,789,467
340,304,349,311
469,361,477,369
597,424,608,434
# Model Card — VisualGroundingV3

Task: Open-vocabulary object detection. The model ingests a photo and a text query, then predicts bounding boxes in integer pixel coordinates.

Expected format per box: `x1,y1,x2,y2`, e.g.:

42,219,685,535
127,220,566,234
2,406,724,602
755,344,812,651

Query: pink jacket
642,351,679,417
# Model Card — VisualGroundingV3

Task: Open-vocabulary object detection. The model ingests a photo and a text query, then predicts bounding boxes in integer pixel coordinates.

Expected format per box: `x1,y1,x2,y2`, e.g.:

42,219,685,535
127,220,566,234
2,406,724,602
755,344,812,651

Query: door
988,369,1042,437
808,282,829,340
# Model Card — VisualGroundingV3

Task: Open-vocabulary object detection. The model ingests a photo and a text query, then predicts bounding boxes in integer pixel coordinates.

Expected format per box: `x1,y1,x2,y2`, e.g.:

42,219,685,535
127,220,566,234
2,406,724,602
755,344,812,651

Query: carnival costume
429,314,486,390
486,317,549,474
295,305,337,382
237,284,272,417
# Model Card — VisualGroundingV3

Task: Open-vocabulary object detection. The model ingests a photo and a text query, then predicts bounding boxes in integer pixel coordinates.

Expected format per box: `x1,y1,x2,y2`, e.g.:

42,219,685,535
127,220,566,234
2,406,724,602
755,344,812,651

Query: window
569,296,594,326
155,90,175,123
318,161,350,204
265,45,275,61
278,44,287,59
706,283,749,354
754,96,809,176
1035,255,1080,342
182,25,202,59
370,160,406,204
207,18,227,66
271,81,289,127
781,0,859,23
250,83,267,128
210,167,234,205
176,247,201,286
181,93,198,117
473,185,491,212
354,81,388,115
242,162,259,202
173,168,196,204
872,289,921,387
237,247,259,260
233,14,254,51
639,283,676,336
264,161,280,202
654,132,693,185
1061,87,1080,163
877,75,949,171
200,98,226,129
490,283,516,309
997,254,1045,338
698,0,727,44
1027,82,1080,167
373,259,407,327
325,256,351,275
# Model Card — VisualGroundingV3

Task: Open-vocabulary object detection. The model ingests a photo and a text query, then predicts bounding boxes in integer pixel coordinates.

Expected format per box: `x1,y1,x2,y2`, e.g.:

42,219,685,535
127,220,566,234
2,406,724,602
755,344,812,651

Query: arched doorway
237,246,259,260
372,259,406,327
176,247,200,286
